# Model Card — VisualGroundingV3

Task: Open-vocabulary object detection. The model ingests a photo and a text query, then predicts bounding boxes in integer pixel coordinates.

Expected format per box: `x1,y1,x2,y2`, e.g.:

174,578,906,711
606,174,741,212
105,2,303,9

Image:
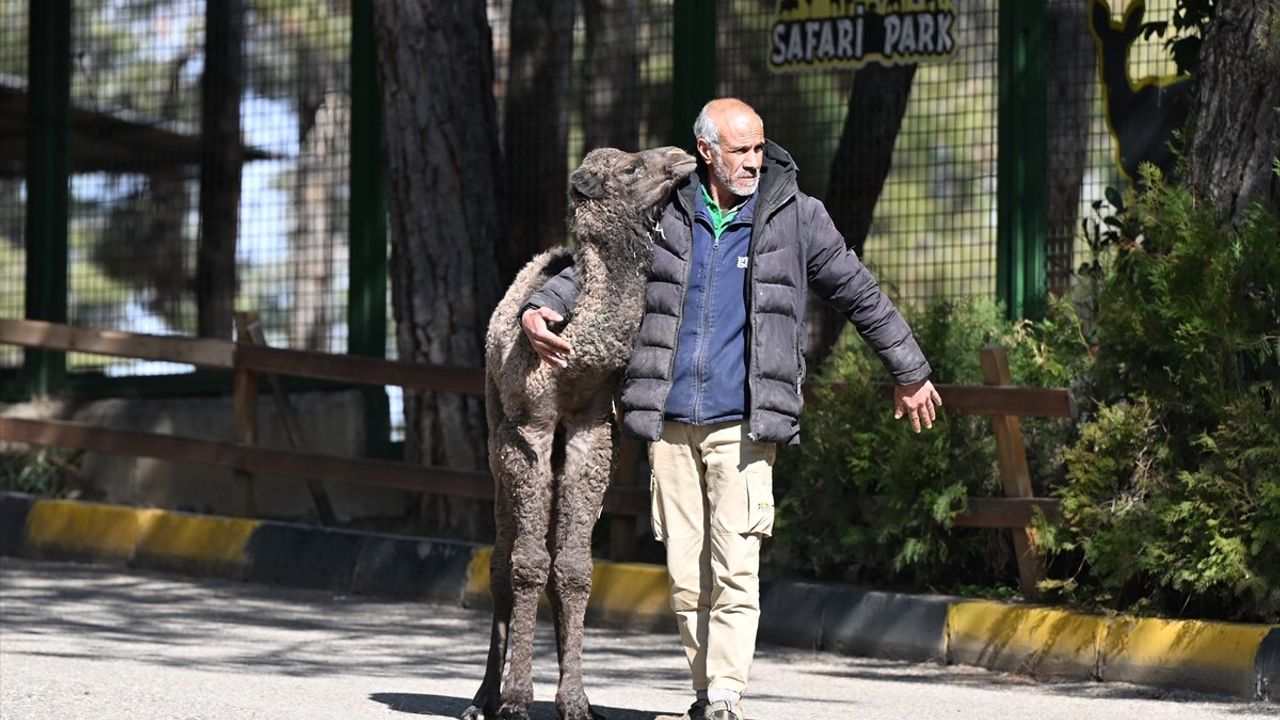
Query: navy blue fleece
663,188,757,425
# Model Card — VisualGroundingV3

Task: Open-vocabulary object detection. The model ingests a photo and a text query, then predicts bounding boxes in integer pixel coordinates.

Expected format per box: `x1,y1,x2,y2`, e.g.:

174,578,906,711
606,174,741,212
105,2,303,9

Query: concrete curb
757,581,952,663
3,493,1276,702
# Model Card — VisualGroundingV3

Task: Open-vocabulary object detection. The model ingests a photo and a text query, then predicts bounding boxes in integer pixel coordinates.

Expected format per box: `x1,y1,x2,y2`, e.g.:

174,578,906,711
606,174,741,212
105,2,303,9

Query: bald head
693,98,766,203
693,98,764,147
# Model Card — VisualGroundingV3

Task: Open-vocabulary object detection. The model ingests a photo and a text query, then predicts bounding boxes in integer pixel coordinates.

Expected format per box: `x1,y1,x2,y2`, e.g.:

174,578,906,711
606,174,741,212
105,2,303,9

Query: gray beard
716,162,752,196
712,158,758,198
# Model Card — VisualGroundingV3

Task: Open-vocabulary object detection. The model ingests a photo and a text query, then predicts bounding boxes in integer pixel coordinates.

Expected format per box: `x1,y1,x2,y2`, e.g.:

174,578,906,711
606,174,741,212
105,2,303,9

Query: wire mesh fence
5,0,1187,407
39,0,352,378
0,0,27,372
715,0,1001,311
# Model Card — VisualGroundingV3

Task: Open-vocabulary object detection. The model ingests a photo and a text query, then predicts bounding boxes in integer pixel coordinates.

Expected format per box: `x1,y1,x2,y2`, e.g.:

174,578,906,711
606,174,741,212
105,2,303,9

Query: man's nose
743,151,761,170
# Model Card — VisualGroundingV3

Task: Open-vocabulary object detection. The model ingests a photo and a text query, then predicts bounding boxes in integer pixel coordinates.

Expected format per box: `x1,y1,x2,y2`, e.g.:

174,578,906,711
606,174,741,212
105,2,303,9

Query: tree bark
1185,0,1280,223
372,0,503,541
1045,0,1095,296
812,64,916,369
581,0,640,153
502,0,576,281
196,0,244,339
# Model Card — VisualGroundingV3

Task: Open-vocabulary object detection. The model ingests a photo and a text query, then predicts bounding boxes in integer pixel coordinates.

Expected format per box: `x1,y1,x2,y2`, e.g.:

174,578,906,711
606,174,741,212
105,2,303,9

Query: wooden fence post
231,312,259,518
979,345,1046,599
239,316,338,526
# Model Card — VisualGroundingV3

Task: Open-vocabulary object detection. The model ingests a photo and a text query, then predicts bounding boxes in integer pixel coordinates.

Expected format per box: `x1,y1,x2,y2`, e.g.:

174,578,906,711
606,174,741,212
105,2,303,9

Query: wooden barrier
0,417,651,516
0,318,483,394
0,320,1069,578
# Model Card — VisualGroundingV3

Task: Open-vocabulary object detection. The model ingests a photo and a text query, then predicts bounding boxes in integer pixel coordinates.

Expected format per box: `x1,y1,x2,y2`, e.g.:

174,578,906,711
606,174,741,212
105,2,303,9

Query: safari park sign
768,0,958,72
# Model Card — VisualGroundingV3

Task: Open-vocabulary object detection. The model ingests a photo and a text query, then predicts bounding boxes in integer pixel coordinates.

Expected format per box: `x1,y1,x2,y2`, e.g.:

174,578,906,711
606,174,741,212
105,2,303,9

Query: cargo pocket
649,472,666,543
744,464,775,536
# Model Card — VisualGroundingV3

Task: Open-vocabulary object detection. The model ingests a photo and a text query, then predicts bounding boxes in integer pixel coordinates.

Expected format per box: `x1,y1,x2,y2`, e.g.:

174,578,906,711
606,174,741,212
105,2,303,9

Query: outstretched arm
804,197,942,432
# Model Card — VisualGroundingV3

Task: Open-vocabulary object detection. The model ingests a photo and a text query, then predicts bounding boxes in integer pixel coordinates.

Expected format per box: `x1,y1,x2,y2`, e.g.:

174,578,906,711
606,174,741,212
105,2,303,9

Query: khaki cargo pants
649,420,776,695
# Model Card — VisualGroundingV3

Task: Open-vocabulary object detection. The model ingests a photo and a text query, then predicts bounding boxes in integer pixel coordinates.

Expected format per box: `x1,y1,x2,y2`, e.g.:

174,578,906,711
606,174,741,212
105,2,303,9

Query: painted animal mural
1090,0,1192,185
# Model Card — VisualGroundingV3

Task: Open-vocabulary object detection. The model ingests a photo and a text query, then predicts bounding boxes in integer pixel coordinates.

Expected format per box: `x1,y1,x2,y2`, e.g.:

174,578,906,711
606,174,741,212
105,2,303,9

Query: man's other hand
893,379,942,432
520,307,572,368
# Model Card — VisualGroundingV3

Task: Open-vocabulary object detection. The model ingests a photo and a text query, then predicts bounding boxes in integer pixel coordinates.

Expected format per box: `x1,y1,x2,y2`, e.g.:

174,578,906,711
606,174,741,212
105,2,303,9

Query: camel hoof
557,703,606,720
496,704,532,720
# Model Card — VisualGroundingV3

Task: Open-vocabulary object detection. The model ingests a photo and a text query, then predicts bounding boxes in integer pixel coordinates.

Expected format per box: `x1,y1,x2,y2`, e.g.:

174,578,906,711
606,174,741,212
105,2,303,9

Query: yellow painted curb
466,546,493,603
1101,616,1271,698
25,500,163,562
588,560,669,621
464,546,670,624
135,511,260,572
948,601,1105,679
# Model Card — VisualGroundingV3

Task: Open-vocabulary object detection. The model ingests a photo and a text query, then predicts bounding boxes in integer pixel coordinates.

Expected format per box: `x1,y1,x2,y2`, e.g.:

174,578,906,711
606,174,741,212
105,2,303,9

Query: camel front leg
548,413,615,720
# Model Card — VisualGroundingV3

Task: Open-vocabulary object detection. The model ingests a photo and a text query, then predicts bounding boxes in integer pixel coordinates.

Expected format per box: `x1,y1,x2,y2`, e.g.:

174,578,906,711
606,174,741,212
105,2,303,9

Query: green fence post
23,0,72,396
672,0,716,148
997,0,1049,320
349,0,391,456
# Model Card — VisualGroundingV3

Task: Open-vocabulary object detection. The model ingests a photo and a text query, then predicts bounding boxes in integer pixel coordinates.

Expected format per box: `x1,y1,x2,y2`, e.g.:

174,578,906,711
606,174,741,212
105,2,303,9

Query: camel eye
624,164,642,176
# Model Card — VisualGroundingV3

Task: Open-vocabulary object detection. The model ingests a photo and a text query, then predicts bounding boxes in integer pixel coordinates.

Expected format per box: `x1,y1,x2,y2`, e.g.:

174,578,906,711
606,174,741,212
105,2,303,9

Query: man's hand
520,307,572,368
893,379,942,432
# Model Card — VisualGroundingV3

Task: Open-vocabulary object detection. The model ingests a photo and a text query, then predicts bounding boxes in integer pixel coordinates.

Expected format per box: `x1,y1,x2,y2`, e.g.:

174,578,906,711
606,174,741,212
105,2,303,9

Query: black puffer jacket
526,141,930,445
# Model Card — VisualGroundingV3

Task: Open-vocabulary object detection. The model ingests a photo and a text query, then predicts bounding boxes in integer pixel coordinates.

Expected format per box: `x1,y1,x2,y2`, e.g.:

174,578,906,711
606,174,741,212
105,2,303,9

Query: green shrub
0,448,81,498
1038,170,1280,622
770,296,1087,592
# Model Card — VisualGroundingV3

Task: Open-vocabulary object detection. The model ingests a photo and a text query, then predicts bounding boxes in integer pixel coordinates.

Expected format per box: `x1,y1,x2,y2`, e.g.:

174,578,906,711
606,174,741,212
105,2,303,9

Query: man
521,98,941,720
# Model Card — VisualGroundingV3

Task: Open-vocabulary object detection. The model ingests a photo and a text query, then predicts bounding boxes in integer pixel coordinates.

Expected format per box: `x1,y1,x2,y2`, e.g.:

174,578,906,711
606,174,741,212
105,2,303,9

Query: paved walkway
1,558,1274,720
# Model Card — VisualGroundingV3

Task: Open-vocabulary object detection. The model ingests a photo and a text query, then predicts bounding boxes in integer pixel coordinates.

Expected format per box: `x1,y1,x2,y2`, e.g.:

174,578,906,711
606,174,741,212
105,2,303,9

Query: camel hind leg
547,404,615,720
463,479,515,720
489,418,555,720
464,379,519,720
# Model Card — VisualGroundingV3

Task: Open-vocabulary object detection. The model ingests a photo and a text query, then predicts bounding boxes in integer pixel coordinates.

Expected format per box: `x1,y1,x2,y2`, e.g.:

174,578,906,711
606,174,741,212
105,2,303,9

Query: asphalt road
1,557,1275,720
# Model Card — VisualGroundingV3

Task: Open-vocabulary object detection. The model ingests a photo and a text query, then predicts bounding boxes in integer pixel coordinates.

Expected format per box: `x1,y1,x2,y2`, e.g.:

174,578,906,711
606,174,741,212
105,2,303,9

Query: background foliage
1038,169,1280,623
769,294,1089,593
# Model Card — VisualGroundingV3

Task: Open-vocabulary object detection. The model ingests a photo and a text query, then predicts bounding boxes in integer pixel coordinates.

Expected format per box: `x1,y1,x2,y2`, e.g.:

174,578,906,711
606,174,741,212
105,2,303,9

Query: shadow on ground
370,692,668,720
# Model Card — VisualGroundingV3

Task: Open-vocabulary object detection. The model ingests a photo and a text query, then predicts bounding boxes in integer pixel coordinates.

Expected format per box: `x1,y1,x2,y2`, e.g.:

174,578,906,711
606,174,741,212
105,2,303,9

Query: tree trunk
581,0,639,153
196,0,244,339
372,0,503,541
812,64,916,369
502,0,575,281
1045,0,1095,296
1185,0,1280,223
290,41,348,352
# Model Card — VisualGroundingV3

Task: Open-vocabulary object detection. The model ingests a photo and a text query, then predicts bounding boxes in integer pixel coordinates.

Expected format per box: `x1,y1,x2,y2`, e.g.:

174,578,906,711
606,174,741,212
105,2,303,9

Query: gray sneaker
683,698,710,720
704,700,743,720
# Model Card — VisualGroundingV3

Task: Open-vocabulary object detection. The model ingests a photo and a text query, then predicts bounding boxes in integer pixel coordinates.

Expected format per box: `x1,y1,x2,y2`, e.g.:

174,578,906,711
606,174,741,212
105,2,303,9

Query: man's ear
570,167,605,199
696,138,715,164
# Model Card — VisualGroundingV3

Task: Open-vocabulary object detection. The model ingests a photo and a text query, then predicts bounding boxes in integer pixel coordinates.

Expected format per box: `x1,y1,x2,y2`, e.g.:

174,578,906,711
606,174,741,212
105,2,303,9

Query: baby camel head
568,146,697,237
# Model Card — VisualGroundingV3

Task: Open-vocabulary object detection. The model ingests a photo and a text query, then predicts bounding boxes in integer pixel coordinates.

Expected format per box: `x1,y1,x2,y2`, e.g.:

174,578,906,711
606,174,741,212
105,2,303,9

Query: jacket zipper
691,227,720,424
655,187,697,427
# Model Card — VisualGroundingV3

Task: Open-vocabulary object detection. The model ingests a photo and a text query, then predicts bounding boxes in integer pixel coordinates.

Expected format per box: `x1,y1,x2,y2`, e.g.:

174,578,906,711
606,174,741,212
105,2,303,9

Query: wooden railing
0,318,1070,594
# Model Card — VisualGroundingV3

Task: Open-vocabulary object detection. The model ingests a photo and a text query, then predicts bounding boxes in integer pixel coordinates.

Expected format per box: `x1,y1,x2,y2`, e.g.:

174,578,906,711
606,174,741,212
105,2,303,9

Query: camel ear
570,167,605,199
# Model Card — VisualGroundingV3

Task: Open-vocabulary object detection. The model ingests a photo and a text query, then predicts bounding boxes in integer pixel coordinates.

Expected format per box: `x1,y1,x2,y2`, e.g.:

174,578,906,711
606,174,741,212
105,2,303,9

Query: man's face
700,113,765,198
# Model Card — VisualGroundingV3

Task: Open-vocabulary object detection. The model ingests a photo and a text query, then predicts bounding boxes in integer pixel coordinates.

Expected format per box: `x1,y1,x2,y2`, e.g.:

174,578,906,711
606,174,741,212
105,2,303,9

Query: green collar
699,183,744,238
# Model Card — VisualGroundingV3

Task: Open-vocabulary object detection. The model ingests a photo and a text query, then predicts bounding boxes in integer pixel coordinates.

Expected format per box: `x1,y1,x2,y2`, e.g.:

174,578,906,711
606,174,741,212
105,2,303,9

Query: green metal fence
1,0,1187,438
